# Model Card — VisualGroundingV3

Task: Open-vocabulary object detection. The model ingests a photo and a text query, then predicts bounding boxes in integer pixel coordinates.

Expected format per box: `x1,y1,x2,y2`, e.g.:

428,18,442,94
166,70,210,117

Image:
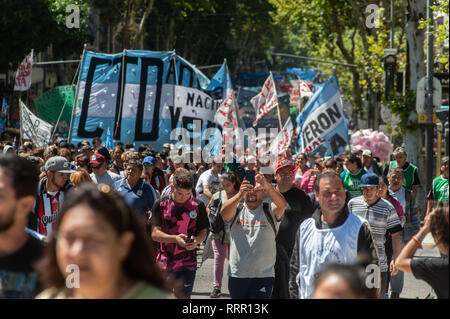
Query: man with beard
29,156,76,237
0,155,42,298
271,159,313,299
221,173,287,299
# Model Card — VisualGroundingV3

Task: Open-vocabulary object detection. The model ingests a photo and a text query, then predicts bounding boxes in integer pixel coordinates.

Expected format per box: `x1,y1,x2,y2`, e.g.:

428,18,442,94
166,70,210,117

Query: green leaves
0,0,89,73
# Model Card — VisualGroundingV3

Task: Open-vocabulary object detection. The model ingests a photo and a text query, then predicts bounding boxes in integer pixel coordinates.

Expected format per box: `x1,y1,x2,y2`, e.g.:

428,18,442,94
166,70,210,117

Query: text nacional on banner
70,50,217,149
250,73,278,126
296,75,348,157
14,50,34,92
20,100,53,146
269,117,293,156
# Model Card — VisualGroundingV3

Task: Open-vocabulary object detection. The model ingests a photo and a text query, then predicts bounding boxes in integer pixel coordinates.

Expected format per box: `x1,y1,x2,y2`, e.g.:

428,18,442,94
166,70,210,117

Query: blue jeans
173,270,196,299
228,277,274,299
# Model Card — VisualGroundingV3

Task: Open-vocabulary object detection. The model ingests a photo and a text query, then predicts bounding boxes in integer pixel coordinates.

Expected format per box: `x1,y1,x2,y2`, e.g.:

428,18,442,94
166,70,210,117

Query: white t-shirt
90,171,122,186
195,169,222,206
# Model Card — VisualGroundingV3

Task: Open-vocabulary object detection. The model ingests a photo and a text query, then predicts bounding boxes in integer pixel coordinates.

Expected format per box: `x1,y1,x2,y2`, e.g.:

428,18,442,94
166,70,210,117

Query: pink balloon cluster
350,129,393,163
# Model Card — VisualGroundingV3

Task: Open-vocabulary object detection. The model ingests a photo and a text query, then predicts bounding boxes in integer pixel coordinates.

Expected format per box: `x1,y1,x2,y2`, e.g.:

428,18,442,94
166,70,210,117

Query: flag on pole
300,80,313,98
215,92,238,145
19,100,53,146
14,50,34,91
296,75,348,157
269,117,294,156
1,98,8,115
0,98,8,133
105,127,114,149
250,73,278,126
206,60,234,99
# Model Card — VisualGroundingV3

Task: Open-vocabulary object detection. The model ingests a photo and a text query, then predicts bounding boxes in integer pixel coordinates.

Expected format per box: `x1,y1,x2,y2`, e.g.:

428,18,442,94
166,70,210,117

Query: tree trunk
133,0,155,49
405,0,426,90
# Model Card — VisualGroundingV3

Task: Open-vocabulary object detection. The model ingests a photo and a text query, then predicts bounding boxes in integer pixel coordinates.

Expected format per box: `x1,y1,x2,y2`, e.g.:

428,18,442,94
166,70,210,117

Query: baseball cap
362,150,372,157
44,156,76,174
360,173,379,187
89,154,105,166
276,159,294,173
143,156,156,166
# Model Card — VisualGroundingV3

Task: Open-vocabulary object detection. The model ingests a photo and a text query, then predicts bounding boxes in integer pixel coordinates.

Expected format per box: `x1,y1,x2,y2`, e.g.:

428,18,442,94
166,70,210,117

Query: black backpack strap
229,202,243,231
263,202,277,236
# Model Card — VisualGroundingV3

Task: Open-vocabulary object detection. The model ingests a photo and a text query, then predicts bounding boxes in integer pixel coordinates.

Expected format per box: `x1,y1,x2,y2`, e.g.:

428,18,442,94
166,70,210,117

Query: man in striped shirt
348,173,402,298
28,156,75,237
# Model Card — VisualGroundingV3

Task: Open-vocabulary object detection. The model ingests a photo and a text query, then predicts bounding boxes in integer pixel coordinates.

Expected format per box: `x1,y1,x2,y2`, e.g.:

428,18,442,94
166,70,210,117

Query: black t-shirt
276,186,313,259
0,235,44,298
411,256,449,299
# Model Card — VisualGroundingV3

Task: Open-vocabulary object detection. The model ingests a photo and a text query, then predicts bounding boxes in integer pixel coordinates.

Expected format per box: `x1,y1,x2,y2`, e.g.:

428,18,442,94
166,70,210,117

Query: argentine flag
296,75,348,157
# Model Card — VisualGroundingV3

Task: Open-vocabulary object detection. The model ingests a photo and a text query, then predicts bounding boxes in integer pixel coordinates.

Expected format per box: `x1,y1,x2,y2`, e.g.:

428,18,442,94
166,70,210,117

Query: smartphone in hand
244,170,256,186
185,237,195,243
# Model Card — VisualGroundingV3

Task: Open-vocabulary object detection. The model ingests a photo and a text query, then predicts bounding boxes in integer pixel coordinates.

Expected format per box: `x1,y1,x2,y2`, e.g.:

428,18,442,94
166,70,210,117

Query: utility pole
383,0,397,130
425,0,434,194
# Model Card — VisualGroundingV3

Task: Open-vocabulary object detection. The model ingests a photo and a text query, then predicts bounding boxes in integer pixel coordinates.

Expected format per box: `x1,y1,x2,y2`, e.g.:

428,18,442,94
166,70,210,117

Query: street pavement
192,233,442,299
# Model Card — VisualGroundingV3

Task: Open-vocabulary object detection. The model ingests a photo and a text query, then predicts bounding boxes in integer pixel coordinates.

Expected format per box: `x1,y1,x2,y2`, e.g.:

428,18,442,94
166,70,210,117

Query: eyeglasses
143,162,153,167
91,165,101,169
325,165,335,169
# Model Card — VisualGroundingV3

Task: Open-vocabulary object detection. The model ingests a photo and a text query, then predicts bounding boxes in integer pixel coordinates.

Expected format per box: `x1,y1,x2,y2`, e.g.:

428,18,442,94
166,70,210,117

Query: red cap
276,158,294,173
89,154,105,166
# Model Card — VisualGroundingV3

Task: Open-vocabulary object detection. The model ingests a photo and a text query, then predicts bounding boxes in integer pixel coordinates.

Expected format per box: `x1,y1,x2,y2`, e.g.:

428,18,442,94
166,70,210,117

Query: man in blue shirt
113,159,157,218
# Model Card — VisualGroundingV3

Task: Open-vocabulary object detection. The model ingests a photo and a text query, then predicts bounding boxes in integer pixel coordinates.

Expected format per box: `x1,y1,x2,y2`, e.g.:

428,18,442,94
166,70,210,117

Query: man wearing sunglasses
89,154,121,187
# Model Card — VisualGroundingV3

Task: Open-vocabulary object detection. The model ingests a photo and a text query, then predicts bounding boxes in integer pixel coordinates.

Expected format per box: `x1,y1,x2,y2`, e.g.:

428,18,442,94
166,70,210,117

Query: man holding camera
220,172,287,299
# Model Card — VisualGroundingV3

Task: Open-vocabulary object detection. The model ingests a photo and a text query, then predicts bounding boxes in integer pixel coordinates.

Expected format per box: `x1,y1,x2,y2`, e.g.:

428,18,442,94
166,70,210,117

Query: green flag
32,85,75,137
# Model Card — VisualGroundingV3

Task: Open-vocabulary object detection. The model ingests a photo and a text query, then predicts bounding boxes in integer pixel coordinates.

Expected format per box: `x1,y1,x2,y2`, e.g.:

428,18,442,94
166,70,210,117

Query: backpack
230,202,277,236
208,191,226,234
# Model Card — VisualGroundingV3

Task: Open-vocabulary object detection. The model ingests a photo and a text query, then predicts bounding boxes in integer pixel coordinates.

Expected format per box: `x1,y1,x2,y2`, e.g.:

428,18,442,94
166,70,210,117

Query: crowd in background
0,132,448,299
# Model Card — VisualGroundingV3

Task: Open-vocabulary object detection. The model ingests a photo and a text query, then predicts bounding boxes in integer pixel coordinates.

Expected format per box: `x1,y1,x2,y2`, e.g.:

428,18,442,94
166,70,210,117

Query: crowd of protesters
0,133,448,299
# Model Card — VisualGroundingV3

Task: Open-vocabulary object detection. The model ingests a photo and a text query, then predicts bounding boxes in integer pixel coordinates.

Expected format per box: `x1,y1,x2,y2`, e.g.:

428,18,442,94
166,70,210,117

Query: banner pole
270,71,283,131
19,99,23,146
50,89,71,141
53,50,83,142
68,44,86,144
114,49,127,139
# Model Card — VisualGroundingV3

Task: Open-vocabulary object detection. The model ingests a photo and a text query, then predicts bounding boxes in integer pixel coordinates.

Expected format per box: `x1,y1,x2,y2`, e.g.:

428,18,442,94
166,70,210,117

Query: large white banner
20,100,53,146
14,50,34,91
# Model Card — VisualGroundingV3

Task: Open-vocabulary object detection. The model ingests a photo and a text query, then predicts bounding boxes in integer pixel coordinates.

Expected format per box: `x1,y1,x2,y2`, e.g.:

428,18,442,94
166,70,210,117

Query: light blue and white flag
206,60,233,99
1,97,8,114
105,127,114,150
296,75,348,157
